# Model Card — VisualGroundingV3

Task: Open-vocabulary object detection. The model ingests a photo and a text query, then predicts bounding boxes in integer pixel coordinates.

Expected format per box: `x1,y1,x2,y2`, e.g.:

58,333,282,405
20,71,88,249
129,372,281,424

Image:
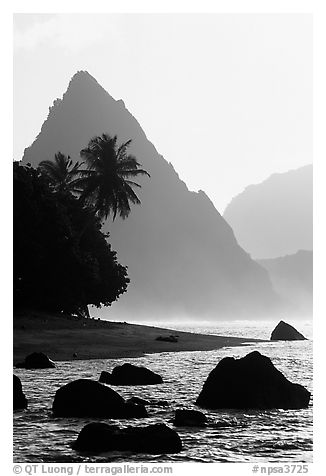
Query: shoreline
13,310,265,363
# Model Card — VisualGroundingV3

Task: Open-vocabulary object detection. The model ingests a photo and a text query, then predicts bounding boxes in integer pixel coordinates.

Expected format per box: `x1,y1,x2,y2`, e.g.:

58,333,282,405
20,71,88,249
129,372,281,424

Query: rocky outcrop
52,379,148,418
73,422,182,454
196,351,310,410
173,409,207,427
99,363,163,385
270,320,307,341
13,375,28,410
15,352,56,369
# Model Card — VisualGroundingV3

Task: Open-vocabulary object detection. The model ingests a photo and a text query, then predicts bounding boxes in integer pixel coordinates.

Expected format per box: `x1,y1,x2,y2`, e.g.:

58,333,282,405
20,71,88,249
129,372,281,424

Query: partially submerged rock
15,352,55,369
126,397,169,407
173,409,207,427
73,422,182,454
99,371,111,384
52,379,148,418
13,375,28,410
99,363,163,385
271,320,307,341
196,351,310,410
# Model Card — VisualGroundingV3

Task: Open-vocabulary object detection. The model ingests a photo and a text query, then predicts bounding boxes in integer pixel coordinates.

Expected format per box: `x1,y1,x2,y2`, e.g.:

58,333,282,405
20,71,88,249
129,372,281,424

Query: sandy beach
13,310,263,363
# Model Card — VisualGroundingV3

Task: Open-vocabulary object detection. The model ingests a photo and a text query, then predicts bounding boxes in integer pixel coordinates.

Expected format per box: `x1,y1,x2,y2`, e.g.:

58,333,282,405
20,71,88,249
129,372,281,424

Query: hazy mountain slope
258,250,312,316
22,71,279,319
223,165,313,259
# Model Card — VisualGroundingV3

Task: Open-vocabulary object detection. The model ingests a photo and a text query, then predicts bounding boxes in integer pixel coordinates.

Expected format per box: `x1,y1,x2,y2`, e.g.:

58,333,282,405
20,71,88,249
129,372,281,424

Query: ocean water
13,320,313,463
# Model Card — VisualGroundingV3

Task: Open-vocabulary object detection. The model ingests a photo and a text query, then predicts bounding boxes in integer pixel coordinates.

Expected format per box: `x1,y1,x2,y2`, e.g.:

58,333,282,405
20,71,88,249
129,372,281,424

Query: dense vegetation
13,134,149,316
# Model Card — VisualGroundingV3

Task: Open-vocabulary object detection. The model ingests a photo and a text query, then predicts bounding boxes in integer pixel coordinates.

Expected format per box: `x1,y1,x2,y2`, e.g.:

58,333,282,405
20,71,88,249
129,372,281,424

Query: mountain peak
22,72,280,318
70,70,97,84
67,70,103,92
63,70,116,107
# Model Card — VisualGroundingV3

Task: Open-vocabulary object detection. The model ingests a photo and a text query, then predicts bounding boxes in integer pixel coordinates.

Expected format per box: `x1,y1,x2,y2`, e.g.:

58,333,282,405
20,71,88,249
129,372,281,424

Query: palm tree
39,152,83,194
78,134,150,220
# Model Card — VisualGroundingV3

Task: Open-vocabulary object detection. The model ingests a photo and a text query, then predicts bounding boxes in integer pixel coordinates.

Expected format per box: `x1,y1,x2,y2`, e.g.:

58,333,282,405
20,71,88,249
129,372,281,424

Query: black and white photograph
10,4,319,471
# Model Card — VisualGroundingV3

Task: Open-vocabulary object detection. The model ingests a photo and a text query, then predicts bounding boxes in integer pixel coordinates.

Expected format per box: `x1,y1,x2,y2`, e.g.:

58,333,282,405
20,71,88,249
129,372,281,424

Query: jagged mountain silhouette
22,71,279,319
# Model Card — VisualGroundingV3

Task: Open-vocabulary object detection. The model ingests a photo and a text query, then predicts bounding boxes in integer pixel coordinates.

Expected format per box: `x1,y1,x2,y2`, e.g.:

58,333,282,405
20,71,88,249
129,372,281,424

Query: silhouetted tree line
13,134,149,316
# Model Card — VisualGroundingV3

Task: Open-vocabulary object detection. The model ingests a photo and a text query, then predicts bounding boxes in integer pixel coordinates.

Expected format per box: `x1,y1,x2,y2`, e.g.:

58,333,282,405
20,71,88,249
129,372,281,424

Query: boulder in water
52,379,147,418
173,409,207,427
73,422,182,454
15,352,55,369
99,363,163,385
196,351,310,410
99,370,111,384
13,375,28,410
271,320,307,341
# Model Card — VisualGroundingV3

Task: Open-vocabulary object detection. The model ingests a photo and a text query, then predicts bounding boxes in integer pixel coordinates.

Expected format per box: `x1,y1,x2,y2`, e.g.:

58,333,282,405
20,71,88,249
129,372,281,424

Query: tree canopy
13,162,129,315
39,152,83,194
14,134,150,316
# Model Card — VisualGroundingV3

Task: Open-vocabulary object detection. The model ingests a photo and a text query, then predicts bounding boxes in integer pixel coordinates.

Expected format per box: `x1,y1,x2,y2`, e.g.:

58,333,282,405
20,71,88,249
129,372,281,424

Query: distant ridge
223,165,312,259
258,250,312,316
22,71,280,319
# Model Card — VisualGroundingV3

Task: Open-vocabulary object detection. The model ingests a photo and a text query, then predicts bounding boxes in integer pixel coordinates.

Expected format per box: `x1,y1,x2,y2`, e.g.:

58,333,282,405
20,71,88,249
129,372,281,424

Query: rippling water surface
13,320,313,463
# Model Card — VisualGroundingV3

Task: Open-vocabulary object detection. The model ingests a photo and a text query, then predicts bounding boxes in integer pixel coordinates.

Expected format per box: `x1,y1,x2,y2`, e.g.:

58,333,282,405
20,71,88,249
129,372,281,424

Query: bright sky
13,13,312,212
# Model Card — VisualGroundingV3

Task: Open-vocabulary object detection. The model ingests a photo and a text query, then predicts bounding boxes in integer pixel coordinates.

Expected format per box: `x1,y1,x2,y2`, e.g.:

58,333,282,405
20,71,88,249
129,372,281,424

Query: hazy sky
13,13,312,212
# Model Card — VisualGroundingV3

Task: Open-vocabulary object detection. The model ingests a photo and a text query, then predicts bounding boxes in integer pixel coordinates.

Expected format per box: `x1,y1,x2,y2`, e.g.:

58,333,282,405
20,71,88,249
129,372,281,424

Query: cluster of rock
14,320,310,455
51,372,184,454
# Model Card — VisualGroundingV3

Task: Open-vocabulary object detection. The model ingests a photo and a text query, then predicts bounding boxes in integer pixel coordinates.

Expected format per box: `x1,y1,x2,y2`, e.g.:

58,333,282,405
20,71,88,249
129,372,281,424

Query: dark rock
196,351,311,410
73,423,119,452
156,335,178,343
126,397,169,407
99,370,111,384
73,422,182,454
99,363,163,385
123,402,148,418
13,375,28,410
173,409,207,427
15,352,55,369
271,320,307,341
52,379,148,418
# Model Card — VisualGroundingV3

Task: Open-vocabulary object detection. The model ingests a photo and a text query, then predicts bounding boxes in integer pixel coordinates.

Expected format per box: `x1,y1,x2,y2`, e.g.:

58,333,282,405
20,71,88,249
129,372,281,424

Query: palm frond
78,134,149,220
